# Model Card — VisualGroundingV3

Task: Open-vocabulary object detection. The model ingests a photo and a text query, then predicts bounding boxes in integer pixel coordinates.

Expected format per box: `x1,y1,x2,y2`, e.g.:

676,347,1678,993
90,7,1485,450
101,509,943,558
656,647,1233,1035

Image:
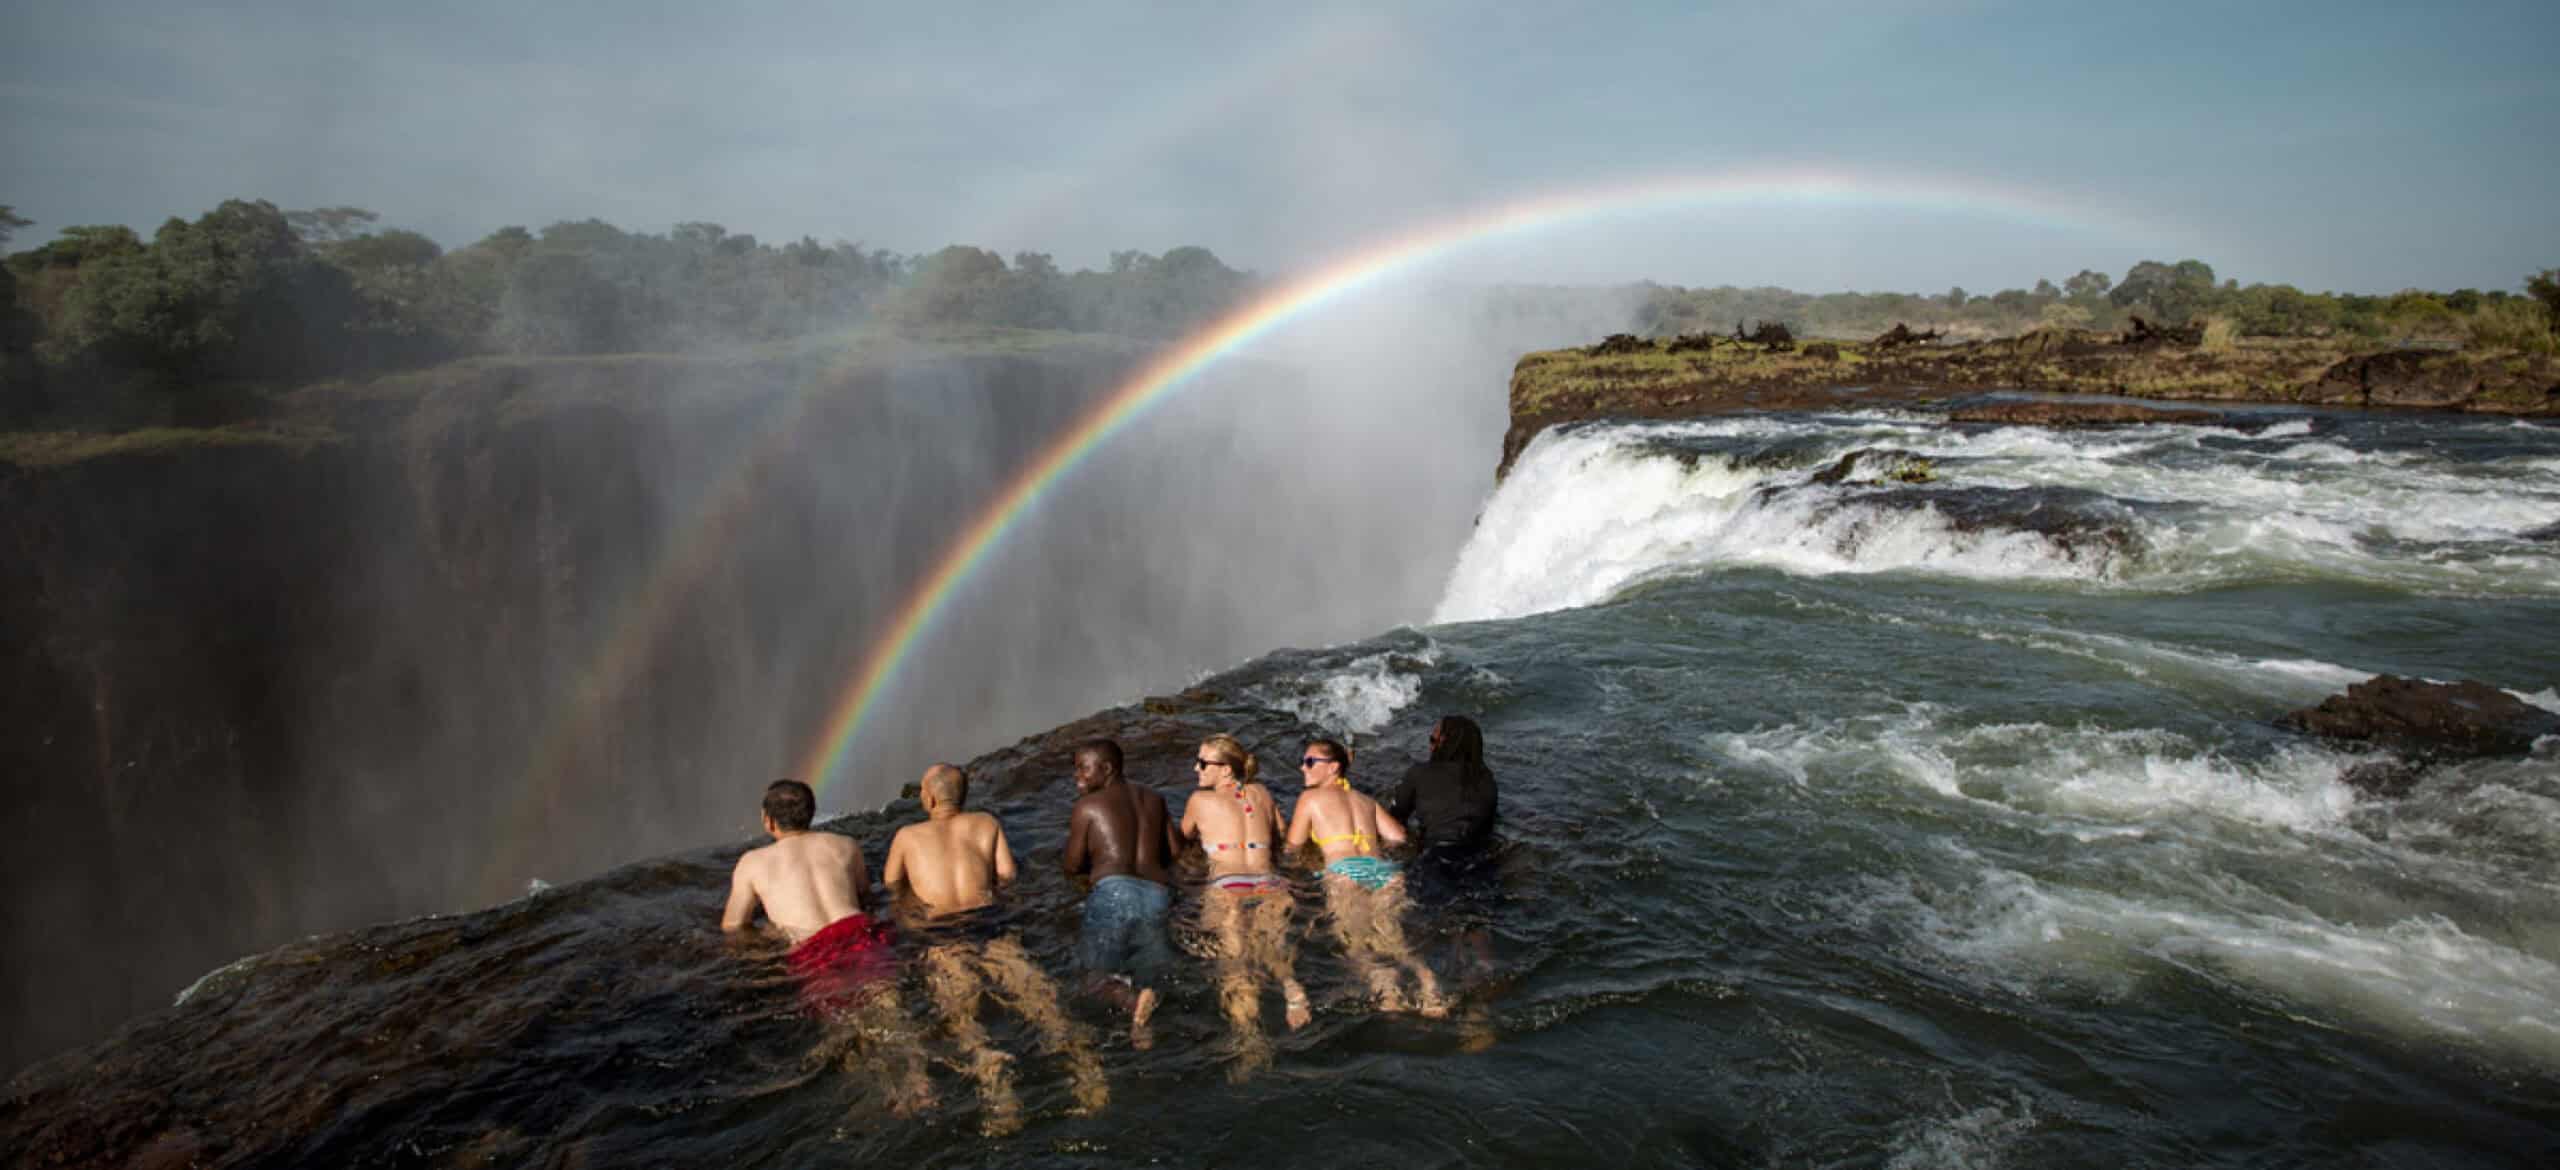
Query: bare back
884,811,1014,915
1183,781,1281,877
1065,780,1176,885
1286,783,1406,864
724,830,867,944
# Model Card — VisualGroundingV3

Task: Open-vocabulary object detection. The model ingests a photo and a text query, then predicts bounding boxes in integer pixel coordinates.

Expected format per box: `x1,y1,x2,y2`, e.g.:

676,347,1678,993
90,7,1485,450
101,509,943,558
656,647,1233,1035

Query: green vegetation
1631,257,2555,349
4,195,2553,435
0,199,1253,428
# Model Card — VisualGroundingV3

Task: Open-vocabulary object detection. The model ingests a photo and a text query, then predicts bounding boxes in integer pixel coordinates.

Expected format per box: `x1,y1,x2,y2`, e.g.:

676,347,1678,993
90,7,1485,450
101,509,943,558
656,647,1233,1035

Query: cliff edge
1501,325,2560,477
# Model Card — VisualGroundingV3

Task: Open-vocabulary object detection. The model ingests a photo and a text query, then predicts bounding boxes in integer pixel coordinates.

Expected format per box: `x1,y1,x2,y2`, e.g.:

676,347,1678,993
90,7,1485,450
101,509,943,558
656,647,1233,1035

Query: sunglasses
1194,758,1228,770
1299,756,1337,767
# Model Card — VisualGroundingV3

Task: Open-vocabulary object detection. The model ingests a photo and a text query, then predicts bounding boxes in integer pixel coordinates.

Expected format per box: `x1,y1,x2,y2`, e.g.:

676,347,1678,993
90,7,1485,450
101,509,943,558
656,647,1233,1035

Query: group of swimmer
719,715,1500,1132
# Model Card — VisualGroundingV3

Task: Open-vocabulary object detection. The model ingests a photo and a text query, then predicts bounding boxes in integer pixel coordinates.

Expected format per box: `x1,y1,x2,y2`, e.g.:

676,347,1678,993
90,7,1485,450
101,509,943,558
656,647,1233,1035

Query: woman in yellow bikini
1285,738,1446,1017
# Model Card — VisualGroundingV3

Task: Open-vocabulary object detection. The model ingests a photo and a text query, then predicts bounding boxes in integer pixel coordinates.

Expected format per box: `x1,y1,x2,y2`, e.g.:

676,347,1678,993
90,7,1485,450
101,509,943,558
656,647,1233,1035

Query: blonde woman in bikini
1284,738,1446,1017
1179,734,1309,1075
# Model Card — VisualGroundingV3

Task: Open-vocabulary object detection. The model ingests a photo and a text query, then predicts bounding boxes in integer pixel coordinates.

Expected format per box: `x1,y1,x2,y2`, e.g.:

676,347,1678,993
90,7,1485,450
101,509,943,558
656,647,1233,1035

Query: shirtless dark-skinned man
1060,738,1179,1049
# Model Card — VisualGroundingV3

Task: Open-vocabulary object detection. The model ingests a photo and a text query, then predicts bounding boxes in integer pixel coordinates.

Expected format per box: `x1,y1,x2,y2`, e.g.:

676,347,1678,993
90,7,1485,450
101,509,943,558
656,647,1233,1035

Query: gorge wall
1,342,1168,1070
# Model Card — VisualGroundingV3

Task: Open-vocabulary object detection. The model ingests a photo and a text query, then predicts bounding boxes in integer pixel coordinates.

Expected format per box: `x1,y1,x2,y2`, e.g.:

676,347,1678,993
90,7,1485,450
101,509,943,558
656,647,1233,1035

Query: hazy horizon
8,0,2554,296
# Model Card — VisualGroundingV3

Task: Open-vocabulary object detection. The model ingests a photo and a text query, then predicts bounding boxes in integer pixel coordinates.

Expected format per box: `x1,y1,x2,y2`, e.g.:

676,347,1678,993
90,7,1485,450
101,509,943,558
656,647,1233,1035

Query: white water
1246,644,1439,739
1436,415,2560,623
1880,855,2560,1070
1707,705,2362,831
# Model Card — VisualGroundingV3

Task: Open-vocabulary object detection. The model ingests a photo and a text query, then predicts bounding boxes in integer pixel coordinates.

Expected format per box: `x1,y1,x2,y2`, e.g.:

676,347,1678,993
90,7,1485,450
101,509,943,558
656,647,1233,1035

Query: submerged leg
924,943,1019,1136
847,983,937,1117
1201,892,1269,1079
1370,880,1445,1018
982,935,1107,1115
1325,878,1401,1012
1250,891,1309,1030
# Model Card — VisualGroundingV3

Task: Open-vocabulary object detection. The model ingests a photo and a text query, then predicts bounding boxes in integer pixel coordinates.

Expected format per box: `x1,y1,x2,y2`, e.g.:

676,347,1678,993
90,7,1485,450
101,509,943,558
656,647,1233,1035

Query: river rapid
7,404,2559,1168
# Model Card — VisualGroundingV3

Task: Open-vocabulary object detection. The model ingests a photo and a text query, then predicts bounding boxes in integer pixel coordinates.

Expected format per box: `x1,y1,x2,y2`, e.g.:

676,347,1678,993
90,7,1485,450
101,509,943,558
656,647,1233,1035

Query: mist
9,0,2552,1080
0,269,1637,1071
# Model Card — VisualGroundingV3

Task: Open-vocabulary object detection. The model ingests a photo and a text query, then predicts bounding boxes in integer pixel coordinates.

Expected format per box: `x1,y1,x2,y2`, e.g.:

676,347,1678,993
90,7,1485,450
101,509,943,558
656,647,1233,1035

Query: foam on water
1435,427,2136,622
1435,415,2560,620
1249,645,1439,737
1883,1092,2039,1170
1967,622,2371,701
1896,863,2560,1070
1706,705,2361,831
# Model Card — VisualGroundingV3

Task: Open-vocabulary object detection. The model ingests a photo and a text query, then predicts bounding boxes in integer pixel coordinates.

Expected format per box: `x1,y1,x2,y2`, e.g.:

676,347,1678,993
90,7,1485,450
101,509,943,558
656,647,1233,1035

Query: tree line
0,199,1256,425
3,198,2554,427
1632,258,2560,349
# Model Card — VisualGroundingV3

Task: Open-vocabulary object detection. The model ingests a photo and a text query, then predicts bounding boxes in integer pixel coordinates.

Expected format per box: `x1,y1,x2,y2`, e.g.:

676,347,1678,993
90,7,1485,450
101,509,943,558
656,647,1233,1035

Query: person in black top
1385,715,1498,855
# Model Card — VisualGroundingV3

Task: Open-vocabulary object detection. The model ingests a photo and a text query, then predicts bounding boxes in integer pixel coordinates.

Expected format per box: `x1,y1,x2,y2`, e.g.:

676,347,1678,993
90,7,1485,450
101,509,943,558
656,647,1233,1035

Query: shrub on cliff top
2467,299,2557,355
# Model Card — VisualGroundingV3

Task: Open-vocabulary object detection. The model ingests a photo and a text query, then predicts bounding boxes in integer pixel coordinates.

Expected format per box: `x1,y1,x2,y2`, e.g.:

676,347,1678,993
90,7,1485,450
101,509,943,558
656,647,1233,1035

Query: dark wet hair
1076,738,1123,774
1429,715,1494,805
762,779,815,831
1306,737,1351,769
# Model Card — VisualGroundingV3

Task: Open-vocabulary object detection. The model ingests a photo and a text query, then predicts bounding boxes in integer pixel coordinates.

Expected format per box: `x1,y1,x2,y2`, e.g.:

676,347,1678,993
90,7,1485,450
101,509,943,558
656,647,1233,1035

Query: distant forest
1,198,2553,427
1631,261,2560,351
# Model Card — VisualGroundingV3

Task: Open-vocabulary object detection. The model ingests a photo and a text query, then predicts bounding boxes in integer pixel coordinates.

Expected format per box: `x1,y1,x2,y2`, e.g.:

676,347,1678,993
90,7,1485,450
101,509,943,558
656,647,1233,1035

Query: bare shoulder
965,810,1004,835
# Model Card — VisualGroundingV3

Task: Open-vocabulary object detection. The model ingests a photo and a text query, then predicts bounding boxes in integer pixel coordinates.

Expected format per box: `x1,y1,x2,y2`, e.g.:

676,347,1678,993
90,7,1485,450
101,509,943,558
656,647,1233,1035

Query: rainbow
469,344,867,902
792,167,2185,801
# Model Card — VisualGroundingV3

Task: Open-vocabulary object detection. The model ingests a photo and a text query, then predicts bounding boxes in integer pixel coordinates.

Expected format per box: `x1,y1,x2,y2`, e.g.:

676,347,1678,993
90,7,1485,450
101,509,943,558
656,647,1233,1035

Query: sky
4,0,2554,295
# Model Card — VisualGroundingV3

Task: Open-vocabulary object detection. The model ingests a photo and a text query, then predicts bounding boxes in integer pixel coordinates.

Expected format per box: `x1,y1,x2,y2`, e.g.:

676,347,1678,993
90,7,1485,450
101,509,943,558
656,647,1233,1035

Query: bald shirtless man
883,764,1103,1131
722,778,929,1113
1061,738,1178,1047
1180,734,1308,1078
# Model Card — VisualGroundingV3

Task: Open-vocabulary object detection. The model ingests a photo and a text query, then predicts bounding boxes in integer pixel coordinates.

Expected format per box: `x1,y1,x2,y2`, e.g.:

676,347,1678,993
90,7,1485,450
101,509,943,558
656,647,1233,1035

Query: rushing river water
8,405,2559,1168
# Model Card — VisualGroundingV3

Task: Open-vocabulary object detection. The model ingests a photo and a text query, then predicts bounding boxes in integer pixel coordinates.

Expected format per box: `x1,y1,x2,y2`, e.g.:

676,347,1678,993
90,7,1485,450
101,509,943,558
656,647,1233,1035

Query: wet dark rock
2338,757,2426,798
1810,484,2143,567
1731,435,1839,472
2520,520,2560,542
1141,686,1220,715
1946,400,2223,427
1810,447,1935,485
1916,485,2141,563
2277,675,2560,760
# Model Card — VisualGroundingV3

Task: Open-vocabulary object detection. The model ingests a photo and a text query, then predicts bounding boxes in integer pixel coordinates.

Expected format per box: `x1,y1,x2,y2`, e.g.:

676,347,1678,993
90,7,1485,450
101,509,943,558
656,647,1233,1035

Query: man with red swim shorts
722,778,892,1014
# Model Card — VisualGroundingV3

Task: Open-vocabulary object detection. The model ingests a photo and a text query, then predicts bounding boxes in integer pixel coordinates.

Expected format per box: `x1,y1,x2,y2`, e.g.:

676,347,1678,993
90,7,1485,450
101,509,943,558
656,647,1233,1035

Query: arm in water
881,825,909,897
722,856,762,934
